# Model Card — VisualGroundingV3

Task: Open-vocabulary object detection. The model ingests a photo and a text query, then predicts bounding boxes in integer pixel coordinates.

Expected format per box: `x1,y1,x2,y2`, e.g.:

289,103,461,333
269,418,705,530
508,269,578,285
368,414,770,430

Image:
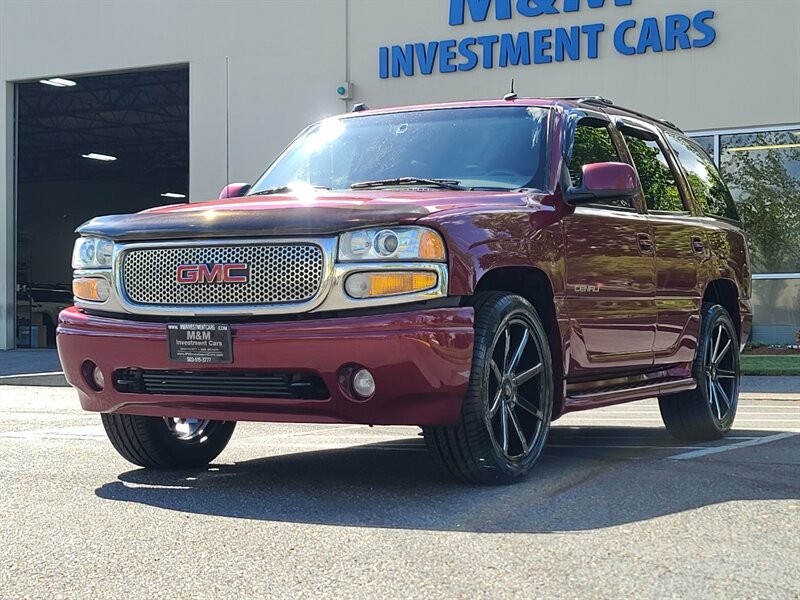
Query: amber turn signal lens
344,271,438,298
418,230,446,260
72,277,110,301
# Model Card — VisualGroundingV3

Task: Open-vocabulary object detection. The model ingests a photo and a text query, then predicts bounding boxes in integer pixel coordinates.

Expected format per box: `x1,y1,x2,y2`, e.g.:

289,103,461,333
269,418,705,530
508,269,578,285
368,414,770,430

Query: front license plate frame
167,323,233,364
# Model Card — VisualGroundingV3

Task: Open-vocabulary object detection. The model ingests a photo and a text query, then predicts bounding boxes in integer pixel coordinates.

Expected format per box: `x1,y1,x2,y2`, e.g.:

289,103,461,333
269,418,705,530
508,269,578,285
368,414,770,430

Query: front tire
424,293,553,485
659,303,740,440
101,414,236,469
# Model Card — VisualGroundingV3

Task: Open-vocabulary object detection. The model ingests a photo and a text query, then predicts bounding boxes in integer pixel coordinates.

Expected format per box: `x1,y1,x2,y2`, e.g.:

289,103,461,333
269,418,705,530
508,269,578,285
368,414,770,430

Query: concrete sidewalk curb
0,372,68,387
739,393,800,402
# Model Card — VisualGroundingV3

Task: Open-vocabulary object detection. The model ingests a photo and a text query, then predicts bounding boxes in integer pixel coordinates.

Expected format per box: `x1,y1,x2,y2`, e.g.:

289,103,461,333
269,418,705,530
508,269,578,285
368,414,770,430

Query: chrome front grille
120,243,325,307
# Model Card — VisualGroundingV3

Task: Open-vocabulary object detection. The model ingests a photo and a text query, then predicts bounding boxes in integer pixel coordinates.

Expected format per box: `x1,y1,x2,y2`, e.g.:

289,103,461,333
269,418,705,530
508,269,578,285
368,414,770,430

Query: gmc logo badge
176,263,250,284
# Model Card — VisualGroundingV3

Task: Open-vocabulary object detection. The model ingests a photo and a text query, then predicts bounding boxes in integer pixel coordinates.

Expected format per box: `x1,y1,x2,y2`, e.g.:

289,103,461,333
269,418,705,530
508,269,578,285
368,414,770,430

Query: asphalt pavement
1,385,798,599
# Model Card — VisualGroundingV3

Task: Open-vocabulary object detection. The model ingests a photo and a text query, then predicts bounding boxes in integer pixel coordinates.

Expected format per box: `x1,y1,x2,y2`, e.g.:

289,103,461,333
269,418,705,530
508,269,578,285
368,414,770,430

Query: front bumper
56,306,474,426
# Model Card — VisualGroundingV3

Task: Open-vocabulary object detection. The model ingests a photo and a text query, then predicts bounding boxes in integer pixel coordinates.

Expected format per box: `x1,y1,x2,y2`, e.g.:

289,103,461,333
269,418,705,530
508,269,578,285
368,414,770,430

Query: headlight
338,227,446,262
72,236,115,269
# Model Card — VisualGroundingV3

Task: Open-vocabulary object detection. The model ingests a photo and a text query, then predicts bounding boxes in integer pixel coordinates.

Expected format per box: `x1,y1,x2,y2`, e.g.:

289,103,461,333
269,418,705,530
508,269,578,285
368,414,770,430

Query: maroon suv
57,97,752,484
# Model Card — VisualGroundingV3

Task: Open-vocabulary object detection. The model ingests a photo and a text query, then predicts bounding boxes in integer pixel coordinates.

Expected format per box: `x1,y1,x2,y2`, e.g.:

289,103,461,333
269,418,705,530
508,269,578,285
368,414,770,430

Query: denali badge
574,284,602,293
176,263,250,284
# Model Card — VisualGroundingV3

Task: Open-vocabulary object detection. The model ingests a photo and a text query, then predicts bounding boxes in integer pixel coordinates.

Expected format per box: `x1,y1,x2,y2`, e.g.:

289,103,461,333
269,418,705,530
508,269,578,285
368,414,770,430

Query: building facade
1,0,798,349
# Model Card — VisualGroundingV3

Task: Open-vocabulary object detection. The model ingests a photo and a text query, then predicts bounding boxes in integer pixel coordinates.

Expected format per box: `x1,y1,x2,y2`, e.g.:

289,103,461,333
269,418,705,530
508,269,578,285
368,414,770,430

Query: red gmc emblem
176,263,250,284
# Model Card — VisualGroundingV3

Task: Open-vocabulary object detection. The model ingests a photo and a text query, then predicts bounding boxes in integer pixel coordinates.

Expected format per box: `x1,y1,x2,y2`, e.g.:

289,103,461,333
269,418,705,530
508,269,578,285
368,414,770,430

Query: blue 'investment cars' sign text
378,0,717,78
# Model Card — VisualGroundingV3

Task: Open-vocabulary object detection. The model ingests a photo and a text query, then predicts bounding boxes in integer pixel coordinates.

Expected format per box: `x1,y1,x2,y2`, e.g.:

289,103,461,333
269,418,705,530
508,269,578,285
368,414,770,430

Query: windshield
249,106,550,194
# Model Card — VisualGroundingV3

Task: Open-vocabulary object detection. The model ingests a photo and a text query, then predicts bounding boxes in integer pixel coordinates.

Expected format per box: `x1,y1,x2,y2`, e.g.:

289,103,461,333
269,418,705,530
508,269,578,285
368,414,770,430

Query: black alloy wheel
424,293,553,485
659,303,740,440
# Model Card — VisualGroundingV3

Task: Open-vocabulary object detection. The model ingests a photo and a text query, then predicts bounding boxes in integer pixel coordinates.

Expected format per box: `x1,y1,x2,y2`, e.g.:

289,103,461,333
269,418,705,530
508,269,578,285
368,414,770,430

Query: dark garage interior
15,66,189,348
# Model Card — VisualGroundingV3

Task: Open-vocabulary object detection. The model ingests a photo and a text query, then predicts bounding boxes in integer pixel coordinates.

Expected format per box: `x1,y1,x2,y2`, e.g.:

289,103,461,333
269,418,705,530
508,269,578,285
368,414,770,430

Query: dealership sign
378,0,717,78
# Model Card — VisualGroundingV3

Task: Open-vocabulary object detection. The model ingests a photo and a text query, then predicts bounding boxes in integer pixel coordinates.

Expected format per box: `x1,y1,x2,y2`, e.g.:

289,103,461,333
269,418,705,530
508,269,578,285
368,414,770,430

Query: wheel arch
702,278,741,341
473,266,565,417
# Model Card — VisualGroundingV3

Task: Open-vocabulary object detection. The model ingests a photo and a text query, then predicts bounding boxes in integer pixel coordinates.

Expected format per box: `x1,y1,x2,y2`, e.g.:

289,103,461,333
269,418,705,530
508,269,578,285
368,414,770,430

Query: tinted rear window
667,132,739,221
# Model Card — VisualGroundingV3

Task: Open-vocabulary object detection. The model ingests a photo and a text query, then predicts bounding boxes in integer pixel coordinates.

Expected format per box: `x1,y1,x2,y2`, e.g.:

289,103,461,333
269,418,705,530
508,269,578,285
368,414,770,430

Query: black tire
101,414,236,469
424,293,553,485
659,303,740,441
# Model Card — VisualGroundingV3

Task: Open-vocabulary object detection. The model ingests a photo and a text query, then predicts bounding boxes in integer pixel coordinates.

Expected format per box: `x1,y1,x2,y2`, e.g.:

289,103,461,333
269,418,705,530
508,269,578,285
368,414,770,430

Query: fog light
82,361,104,391
92,366,105,390
73,277,110,301
352,368,375,398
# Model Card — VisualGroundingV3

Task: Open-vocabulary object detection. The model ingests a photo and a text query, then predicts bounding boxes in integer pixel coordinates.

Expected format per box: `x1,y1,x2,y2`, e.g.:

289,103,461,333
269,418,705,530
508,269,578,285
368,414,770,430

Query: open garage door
15,66,189,348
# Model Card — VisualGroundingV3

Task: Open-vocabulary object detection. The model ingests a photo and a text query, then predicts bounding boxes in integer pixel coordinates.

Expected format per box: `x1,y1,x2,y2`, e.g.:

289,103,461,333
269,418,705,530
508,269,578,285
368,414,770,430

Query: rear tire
101,414,236,469
424,293,553,485
659,303,740,441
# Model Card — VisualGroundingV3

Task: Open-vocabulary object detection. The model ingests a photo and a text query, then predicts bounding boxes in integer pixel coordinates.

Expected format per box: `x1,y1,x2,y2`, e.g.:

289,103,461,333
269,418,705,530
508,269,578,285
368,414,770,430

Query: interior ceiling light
81,153,117,162
160,192,186,198
39,77,77,87
727,143,800,153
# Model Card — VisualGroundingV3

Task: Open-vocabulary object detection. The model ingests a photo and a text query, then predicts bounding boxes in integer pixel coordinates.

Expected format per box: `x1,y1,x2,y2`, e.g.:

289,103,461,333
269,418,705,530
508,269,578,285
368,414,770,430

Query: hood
76,190,529,241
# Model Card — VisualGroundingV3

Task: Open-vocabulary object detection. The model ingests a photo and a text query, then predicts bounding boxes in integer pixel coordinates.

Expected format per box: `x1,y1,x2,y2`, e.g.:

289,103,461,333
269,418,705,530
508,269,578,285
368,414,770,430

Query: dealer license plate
167,323,232,364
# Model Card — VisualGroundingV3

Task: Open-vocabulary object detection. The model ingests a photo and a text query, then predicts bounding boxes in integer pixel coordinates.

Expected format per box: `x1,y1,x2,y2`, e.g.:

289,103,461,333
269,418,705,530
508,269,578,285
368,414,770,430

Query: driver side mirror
565,162,638,205
219,183,251,199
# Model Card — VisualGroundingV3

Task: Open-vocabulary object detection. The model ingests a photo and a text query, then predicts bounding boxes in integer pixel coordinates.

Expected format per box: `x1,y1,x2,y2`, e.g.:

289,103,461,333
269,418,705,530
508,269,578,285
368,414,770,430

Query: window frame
563,111,643,214
615,117,695,217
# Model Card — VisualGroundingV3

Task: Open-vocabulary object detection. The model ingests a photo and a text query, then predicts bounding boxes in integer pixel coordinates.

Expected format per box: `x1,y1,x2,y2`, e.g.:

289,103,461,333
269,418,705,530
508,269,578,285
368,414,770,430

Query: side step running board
566,377,697,410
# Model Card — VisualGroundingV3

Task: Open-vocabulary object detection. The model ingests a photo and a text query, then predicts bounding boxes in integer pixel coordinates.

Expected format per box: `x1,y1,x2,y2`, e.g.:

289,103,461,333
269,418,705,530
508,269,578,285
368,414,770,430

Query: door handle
637,233,654,254
691,236,705,256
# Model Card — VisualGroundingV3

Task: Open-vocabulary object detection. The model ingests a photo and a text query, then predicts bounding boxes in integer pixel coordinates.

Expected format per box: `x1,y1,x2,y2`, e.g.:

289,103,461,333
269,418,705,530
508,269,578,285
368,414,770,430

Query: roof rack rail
578,96,614,106
556,96,684,133
543,96,614,105
609,104,684,133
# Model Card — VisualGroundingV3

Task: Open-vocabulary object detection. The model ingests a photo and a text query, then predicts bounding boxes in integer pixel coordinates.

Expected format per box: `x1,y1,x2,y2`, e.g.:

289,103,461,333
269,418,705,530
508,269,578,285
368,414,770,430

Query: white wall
0,0,348,348
1,0,799,348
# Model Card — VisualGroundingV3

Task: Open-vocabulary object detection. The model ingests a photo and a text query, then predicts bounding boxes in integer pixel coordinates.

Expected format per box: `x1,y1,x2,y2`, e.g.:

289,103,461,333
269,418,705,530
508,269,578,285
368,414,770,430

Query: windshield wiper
350,177,465,191
249,186,292,196
249,184,331,196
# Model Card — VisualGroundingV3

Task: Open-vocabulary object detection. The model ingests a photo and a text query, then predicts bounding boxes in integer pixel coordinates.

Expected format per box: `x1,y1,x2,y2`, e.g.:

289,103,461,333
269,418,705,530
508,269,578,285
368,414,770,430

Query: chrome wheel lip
163,417,212,441
484,313,549,462
704,321,739,426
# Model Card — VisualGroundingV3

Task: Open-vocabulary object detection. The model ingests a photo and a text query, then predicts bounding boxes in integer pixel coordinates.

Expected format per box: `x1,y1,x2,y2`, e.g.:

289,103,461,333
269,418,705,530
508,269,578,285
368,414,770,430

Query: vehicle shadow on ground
95,426,800,533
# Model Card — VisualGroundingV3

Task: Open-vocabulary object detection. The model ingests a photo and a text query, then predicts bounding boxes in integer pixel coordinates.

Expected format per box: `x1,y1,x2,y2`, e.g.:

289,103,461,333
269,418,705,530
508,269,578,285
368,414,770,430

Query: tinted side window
622,130,684,212
569,121,633,209
667,132,739,221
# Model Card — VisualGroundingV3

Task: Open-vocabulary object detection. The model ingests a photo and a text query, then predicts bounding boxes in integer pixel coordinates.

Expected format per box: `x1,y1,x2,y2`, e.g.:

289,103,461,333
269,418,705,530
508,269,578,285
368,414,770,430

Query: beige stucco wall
351,0,800,131
1,0,799,348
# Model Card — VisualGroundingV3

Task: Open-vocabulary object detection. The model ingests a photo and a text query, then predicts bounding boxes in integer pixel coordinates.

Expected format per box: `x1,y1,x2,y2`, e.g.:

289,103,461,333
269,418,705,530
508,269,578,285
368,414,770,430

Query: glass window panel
667,132,739,221
250,106,550,193
720,129,800,274
690,135,715,161
622,132,684,212
568,121,633,209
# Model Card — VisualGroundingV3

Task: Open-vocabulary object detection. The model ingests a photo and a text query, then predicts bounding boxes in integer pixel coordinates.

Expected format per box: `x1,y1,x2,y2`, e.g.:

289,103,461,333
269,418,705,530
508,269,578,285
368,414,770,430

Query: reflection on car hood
76,190,529,241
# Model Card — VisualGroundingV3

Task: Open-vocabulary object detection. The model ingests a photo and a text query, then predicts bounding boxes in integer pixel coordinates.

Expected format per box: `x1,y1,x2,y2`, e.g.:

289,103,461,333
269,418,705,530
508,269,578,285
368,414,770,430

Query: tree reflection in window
721,130,800,274
667,132,739,221
622,132,684,212
569,122,634,209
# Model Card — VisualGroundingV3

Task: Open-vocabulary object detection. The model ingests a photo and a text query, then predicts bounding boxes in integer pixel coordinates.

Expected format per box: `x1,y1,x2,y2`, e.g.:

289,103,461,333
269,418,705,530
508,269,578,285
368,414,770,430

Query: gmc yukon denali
57,97,752,484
